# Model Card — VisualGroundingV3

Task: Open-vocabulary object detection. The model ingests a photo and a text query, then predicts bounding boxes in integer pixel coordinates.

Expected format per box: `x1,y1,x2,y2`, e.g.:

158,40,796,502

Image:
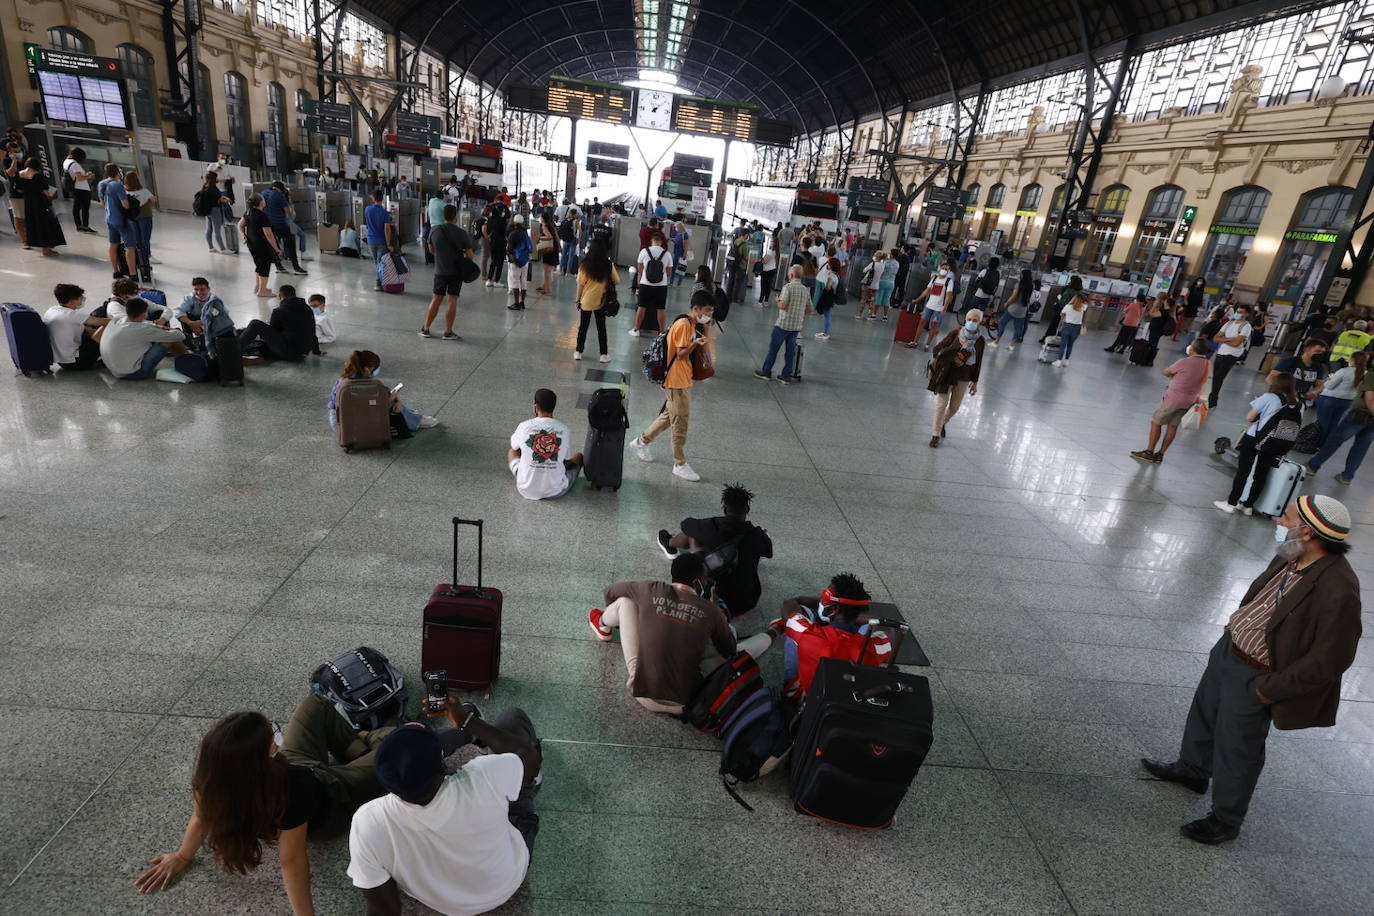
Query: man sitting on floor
348,703,542,916
43,283,108,371
508,388,583,500
589,553,782,715
98,296,188,380
172,276,235,354
100,277,166,323
657,483,774,616
780,572,892,704
237,284,325,364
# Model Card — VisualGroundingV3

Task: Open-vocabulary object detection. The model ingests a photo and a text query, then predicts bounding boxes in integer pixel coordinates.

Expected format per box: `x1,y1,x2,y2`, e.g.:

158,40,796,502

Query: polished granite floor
2,213,1373,916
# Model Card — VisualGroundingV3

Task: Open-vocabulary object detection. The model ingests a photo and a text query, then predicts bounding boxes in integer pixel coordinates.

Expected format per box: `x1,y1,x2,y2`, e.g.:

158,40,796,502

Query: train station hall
4,0,1374,913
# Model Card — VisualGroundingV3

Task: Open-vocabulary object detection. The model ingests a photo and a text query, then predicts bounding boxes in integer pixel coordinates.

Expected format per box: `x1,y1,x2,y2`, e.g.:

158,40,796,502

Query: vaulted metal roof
352,0,1342,136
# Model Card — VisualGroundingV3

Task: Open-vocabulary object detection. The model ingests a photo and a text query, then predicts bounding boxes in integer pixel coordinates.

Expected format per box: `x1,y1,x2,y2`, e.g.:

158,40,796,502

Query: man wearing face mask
630,292,716,482
905,259,958,351
1142,495,1361,845
587,553,781,715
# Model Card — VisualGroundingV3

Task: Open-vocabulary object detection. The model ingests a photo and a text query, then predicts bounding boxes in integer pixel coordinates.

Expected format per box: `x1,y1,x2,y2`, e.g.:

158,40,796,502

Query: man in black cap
347,702,541,916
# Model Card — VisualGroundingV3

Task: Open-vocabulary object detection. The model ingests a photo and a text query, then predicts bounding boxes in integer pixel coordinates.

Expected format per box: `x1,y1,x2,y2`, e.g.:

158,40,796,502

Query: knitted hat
374,723,443,801
1297,494,1351,542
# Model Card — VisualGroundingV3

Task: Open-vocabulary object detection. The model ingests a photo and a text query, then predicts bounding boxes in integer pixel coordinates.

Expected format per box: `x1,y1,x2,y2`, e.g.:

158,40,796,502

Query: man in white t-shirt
905,259,958,351
507,388,582,500
97,296,188,379
349,705,542,916
43,283,109,370
1207,304,1254,409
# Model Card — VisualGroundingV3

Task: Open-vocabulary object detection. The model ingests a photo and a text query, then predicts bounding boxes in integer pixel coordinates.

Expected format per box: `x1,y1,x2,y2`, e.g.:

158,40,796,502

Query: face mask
310,307,323,317
965,320,978,332
938,269,948,278
1275,524,1307,561
696,314,712,325
1273,524,1291,545
371,367,381,378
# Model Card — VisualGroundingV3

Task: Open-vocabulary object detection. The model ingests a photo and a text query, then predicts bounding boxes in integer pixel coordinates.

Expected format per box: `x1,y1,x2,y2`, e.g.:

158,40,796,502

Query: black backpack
309,646,408,730
712,286,731,324
586,387,628,432
1257,401,1303,456
979,268,1000,295
701,535,743,582
643,248,670,284
558,218,576,242
192,188,215,217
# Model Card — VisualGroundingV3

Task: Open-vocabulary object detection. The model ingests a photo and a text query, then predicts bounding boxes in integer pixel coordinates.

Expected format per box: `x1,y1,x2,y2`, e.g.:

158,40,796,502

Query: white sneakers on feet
1212,500,1237,514
630,437,653,462
418,415,440,429
988,340,999,349
814,332,830,340
599,354,611,363
1052,359,1065,368
573,351,583,360
672,462,701,482
627,327,639,337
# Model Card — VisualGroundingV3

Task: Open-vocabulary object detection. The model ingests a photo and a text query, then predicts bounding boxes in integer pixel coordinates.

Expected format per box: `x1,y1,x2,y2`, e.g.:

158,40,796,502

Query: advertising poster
1149,253,1184,298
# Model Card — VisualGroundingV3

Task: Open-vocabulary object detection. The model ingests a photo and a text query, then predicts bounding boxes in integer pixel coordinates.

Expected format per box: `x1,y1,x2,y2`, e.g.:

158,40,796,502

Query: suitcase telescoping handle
860,617,909,669
451,518,483,589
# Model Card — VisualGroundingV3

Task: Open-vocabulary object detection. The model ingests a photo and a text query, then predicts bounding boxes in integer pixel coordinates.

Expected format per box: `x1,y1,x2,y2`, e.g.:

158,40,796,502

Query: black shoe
940,425,947,439
656,530,677,559
1140,758,1208,794
1181,814,1240,845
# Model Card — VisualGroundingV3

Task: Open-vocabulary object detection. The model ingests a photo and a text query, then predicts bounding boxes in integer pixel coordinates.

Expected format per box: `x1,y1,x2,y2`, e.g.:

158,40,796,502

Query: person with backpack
813,256,840,341
587,553,780,715
1215,372,1301,515
1207,305,1254,408
905,258,958,351
557,207,580,276
670,220,690,286
969,256,1001,317
1304,356,1374,484
656,483,774,617
574,239,618,362
631,292,716,482
61,147,96,234
196,174,231,252
778,572,892,705
123,170,157,282
136,697,395,914
630,229,673,336
504,214,533,311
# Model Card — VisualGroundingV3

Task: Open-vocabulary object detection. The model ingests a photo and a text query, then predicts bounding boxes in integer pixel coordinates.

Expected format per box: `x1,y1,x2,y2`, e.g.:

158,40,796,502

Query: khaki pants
932,382,969,436
641,387,691,465
281,694,393,831
603,596,773,715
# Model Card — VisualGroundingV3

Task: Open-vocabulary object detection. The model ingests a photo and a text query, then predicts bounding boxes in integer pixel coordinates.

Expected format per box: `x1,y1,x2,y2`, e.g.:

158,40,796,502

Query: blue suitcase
2,303,54,376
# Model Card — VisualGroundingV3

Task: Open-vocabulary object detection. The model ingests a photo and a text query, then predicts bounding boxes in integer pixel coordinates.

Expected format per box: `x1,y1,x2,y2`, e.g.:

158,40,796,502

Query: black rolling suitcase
584,385,628,491
789,623,933,829
212,332,245,387
1129,338,1153,367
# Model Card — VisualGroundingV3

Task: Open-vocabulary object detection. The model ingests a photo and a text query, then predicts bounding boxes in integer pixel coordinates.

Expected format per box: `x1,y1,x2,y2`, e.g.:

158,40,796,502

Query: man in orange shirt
631,292,716,482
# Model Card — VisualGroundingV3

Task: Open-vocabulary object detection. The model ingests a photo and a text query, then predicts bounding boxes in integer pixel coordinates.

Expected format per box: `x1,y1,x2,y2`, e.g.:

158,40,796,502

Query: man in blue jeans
98,163,139,279
754,265,810,384
364,189,394,272
1305,366,1374,484
97,297,187,379
262,181,305,274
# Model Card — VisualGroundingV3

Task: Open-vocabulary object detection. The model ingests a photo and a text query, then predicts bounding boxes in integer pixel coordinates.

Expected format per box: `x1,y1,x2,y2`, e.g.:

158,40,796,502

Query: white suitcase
1251,458,1305,518
1038,336,1061,363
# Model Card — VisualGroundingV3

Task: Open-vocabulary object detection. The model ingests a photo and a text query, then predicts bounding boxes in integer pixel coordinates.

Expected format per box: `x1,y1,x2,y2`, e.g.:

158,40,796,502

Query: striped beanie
1297,494,1351,542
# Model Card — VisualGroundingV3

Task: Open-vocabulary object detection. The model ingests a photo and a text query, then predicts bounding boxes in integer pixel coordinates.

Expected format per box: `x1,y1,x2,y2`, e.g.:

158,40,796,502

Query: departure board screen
672,95,755,141
38,71,128,128
547,76,632,124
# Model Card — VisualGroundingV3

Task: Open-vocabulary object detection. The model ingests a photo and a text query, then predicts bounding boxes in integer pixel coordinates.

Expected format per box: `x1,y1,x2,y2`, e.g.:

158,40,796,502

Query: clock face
635,89,673,130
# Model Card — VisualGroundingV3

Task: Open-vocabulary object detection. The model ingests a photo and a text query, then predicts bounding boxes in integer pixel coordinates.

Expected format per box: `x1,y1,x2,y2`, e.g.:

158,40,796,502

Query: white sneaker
672,462,701,482
1052,359,1065,368
598,354,611,363
1212,500,1237,514
988,340,999,349
573,351,583,360
814,332,830,340
155,367,193,384
418,415,440,429
630,436,653,462
1240,506,1254,517
627,327,639,337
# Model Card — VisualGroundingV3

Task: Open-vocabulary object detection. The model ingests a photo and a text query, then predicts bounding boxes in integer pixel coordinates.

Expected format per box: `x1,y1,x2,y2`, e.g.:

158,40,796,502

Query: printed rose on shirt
526,430,562,463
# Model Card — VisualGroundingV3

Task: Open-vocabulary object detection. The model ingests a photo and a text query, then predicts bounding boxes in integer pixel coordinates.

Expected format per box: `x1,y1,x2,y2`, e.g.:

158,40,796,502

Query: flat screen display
547,76,632,124
672,96,754,142
38,70,128,129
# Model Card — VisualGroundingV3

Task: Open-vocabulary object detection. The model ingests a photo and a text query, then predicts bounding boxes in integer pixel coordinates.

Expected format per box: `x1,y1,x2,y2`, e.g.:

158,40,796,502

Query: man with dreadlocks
779,573,893,705
655,482,774,617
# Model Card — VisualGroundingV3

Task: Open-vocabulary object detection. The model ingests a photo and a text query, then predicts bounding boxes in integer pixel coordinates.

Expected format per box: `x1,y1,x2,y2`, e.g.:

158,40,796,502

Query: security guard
1328,319,1371,368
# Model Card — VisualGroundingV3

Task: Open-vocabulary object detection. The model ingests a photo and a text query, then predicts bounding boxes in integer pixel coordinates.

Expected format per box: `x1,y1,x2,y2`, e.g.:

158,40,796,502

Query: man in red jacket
1142,495,1361,844
780,573,892,704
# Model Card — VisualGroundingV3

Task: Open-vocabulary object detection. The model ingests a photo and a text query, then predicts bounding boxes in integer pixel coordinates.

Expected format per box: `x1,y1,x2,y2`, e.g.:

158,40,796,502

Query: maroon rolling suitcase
422,518,502,695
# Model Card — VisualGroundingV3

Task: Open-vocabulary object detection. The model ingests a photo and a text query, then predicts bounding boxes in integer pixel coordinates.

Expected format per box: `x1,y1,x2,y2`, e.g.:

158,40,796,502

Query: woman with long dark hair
536,210,558,295
992,268,1035,351
574,240,618,362
136,697,392,914
16,157,64,256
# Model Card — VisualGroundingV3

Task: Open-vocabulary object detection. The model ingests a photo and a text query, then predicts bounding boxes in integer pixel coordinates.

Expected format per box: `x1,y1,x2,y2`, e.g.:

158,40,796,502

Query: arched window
267,81,286,143
1143,185,1184,220
1217,186,1271,226
117,44,156,126
1294,187,1355,230
965,183,981,205
986,183,1005,209
295,88,311,138
224,71,250,163
1099,185,1130,214
1049,185,1068,215
1017,183,1042,211
48,27,92,53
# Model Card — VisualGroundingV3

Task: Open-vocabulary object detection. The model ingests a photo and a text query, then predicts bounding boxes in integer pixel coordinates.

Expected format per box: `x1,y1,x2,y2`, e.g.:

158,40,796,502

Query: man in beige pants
587,553,780,714
631,292,716,482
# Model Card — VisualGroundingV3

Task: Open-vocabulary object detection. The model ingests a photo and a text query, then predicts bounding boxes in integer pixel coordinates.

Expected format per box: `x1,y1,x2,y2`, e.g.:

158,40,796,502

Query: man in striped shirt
1142,495,1361,845
754,265,811,384
780,573,892,705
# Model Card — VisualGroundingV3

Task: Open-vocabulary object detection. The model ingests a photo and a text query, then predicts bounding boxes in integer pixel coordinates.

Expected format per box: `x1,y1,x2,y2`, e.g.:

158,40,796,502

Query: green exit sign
1181,205,1198,221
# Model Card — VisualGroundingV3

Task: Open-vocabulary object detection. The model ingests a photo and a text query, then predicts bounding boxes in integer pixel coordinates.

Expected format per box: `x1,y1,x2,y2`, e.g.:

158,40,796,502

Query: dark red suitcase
893,307,921,344
422,518,502,694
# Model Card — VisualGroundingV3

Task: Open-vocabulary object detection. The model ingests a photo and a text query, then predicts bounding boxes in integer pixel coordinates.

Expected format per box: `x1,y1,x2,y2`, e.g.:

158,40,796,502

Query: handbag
536,233,555,255
1180,402,1208,431
689,341,715,380
600,280,620,318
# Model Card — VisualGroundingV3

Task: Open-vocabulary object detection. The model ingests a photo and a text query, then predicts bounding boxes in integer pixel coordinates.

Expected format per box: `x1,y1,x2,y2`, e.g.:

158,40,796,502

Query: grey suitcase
336,379,392,452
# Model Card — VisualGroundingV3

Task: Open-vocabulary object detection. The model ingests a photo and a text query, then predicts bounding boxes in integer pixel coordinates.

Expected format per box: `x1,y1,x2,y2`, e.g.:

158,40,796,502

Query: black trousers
275,226,303,270
1228,434,1278,507
1210,354,1240,406
71,189,91,229
1177,635,1273,826
1108,324,1136,352
487,243,506,281
238,319,303,362
576,308,607,355
758,269,777,303
58,334,101,370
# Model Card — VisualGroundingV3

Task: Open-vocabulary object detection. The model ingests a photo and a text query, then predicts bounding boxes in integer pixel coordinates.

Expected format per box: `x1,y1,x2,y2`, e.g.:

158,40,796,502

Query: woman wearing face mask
135,698,394,913
1214,372,1299,515
926,308,988,447
327,349,438,433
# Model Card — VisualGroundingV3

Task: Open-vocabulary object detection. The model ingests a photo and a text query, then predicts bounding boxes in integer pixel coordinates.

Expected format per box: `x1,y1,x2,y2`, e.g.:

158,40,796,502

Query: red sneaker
766,617,787,638
588,608,613,641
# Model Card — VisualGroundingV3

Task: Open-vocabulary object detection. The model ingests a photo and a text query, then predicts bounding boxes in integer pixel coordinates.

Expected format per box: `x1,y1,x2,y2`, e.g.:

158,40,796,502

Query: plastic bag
1181,402,1208,431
